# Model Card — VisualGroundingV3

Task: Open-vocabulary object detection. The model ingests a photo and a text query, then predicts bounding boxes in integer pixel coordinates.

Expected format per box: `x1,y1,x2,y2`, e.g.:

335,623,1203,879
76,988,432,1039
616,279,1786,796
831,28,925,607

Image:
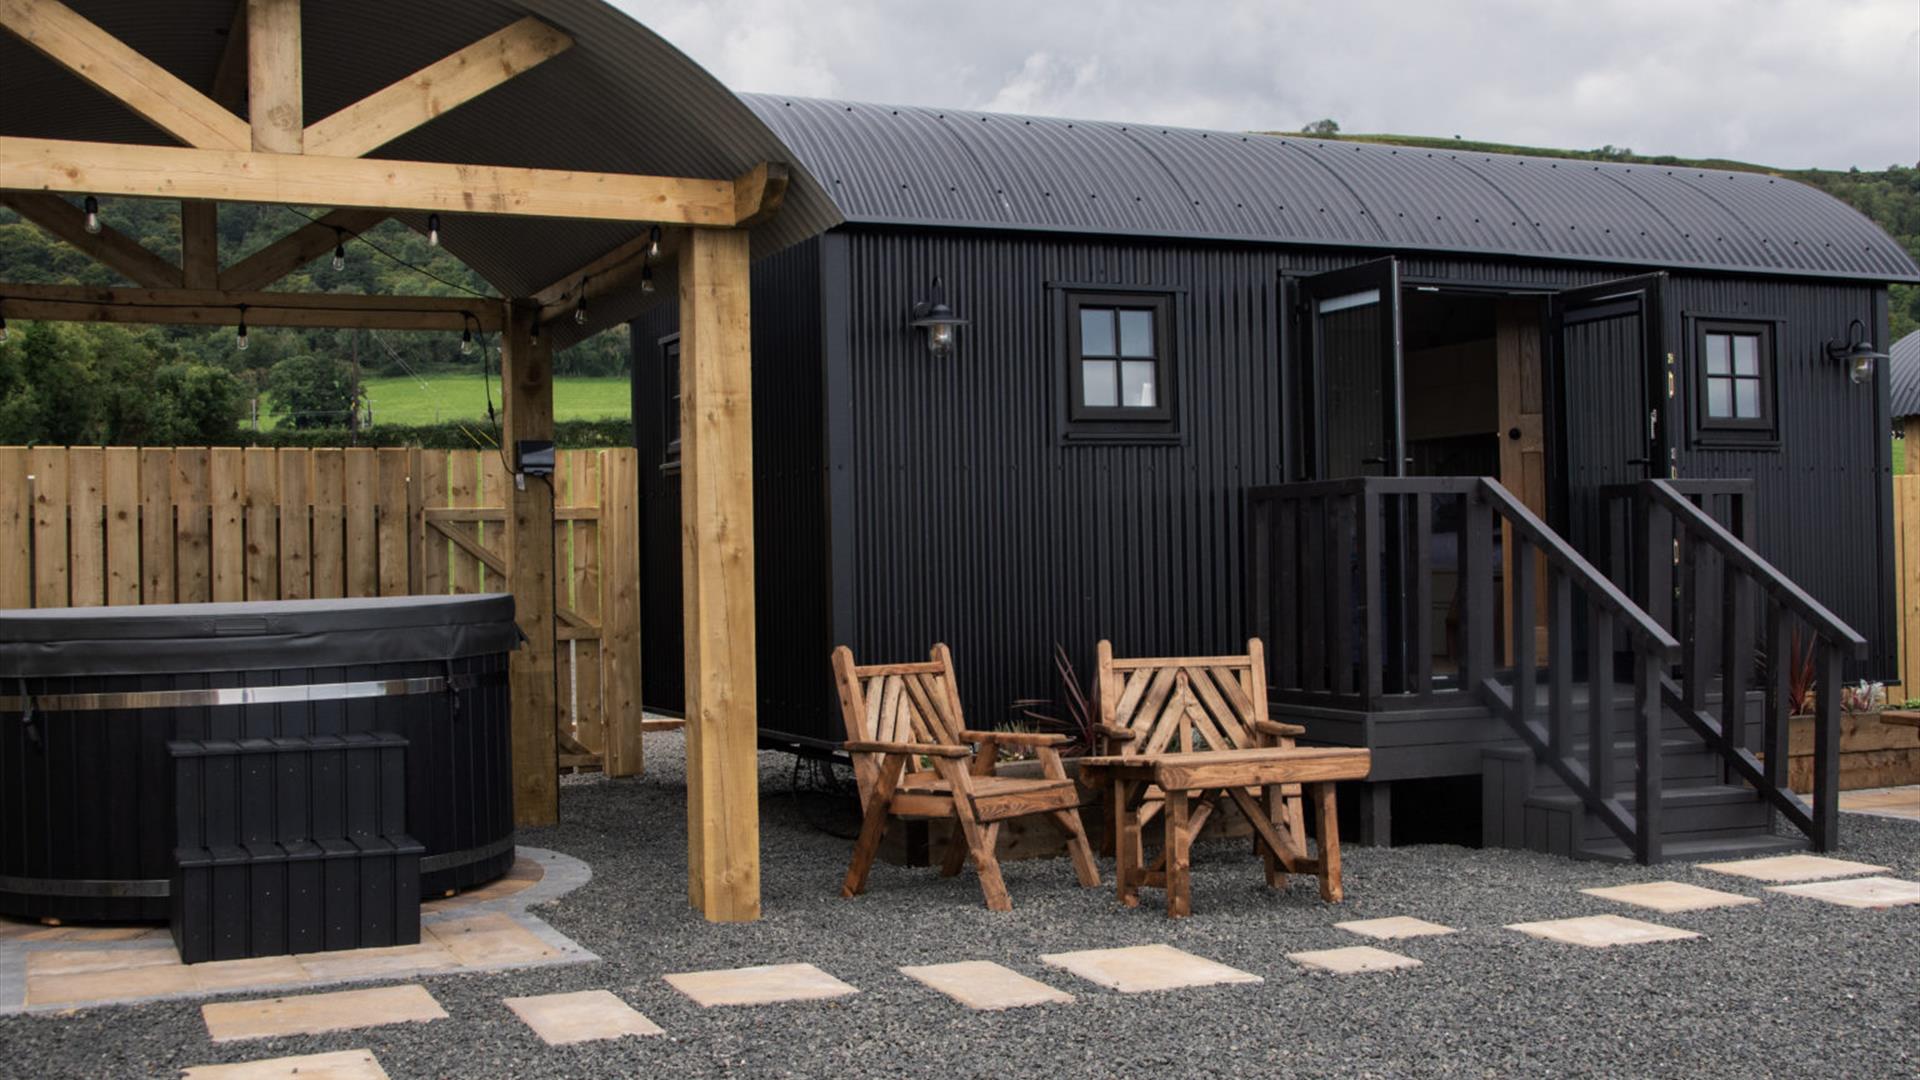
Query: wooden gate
0,445,641,774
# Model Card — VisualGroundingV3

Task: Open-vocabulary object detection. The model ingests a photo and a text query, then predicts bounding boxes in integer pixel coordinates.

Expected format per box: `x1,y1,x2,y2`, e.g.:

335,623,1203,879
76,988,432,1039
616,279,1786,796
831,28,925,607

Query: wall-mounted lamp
909,276,968,360
1826,318,1888,386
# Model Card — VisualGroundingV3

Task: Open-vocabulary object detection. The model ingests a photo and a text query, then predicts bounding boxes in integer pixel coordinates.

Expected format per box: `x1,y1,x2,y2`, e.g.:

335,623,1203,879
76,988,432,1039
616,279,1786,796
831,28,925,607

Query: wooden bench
831,644,1100,911
1078,639,1372,917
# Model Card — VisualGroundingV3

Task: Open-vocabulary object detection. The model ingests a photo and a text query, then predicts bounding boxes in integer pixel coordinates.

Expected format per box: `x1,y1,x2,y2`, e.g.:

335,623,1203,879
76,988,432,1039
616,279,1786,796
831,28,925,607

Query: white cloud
606,0,1920,169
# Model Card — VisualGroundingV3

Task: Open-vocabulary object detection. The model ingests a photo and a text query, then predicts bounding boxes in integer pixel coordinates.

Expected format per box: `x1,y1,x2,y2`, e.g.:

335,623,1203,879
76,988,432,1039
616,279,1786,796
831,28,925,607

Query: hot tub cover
0,594,520,678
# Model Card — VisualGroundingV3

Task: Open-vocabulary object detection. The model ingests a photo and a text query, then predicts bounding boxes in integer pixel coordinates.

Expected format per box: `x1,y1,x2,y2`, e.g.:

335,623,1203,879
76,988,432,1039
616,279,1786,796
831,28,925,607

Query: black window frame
1690,318,1779,447
1059,289,1179,442
659,333,682,471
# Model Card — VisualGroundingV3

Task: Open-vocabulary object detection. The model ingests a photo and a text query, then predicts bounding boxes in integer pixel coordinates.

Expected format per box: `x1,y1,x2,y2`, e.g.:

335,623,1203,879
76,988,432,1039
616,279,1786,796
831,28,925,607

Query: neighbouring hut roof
1889,330,1920,420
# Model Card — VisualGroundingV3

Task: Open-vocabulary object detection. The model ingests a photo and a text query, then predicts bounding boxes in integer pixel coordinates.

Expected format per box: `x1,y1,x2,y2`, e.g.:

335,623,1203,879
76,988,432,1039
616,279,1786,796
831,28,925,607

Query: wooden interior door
1496,298,1549,660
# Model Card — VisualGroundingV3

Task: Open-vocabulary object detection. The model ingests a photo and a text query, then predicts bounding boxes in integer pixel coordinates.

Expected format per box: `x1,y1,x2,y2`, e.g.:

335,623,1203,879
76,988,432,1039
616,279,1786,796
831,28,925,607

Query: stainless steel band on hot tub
0,835,517,898
0,671,505,713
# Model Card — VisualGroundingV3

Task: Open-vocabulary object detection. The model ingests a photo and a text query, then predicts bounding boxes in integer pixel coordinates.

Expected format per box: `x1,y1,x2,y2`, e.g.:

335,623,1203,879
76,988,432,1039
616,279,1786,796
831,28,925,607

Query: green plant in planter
1009,643,1099,756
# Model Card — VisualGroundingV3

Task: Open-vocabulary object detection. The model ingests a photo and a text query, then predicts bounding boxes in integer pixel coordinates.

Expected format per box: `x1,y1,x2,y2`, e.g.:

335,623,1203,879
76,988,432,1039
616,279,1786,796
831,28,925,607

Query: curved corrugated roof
1890,330,1920,419
742,94,1919,284
0,1,843,346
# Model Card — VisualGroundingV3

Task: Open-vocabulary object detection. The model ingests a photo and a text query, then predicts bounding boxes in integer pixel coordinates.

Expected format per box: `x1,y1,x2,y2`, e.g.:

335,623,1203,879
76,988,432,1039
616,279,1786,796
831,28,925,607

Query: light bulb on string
573,279,589,326
331,229,347,272
84,196,101,235
236,308,249,352
427,213,441,247
0,312,9,345
647,225,662,259
640,262,655,294
461,327,474,355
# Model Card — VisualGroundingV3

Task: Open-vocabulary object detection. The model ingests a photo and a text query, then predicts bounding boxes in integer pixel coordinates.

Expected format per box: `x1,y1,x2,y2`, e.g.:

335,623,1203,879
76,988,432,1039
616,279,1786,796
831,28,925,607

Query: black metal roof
1889,330,1920,419
741,95,1920,285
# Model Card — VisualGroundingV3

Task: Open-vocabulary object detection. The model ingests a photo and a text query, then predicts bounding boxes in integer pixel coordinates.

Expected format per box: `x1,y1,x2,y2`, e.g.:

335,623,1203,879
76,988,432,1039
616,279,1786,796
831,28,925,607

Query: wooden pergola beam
246,0,302,154
500,301,559,826
304,17,574,160
179,201,219,289
218,207,389,291
0,0,251,150
529,229,671,310
0,192,183,288
0,281,504,332
0,137,744,226
535,231,682,325
733,162,789,228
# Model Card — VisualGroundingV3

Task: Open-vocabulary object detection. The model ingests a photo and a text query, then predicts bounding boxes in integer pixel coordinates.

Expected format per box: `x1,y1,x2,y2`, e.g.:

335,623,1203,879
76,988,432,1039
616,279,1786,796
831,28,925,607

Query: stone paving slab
181,1049,390,1079
29,962,200,1007
202,984,447,1043
1696,854,1889,882
1288,945,1422,975
1039,944,1262,994
1839,786,1920,822
899,960,1074,1010
1507,914,1701,948
504,989,665,1045
1766,876,1920,909
292,943,462,982
428,913,558,968
1581,881,1761,913
24,945,178,977
664,963,859,1007
1334,916,1457,940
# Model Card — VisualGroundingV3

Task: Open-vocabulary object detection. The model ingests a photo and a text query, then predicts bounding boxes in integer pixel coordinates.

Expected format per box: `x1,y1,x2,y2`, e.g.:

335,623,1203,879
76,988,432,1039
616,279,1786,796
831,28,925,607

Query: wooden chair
830,644,1100,911
1079,638,1372,917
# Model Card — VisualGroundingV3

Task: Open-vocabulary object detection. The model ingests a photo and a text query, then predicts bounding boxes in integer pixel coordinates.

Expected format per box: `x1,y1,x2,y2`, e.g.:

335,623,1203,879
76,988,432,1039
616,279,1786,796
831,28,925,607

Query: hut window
1066,291,1174,429
1694,320,1776,441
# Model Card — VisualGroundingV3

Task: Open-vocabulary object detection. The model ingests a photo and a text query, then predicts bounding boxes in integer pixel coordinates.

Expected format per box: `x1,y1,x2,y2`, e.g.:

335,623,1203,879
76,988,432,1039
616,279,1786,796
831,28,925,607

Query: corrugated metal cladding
0,1,842,347
1667,275,1896,678
741,95,1918,286
1890,330,1920,420
630,239,829,733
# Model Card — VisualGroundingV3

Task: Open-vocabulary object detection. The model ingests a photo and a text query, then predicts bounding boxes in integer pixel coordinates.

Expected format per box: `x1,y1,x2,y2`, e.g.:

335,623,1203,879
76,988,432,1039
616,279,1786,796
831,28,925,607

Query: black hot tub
0,595,520,923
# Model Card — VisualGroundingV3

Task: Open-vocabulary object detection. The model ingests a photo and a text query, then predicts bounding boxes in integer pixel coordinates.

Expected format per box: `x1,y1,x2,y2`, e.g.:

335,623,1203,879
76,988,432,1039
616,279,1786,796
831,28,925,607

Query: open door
1301,258,1404,479
1549,273,1668,548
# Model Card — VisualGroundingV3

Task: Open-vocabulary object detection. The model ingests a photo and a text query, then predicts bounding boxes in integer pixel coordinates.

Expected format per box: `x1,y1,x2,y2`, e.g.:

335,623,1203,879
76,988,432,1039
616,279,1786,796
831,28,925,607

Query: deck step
1527,783,1773,842
1574,830,1809,864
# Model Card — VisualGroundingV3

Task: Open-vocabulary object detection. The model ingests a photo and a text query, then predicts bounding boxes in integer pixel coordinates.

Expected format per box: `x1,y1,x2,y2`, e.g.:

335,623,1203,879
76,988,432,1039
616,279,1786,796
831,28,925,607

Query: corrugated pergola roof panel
742,94,1919,284
1889,330,1920,420
0,1,844,347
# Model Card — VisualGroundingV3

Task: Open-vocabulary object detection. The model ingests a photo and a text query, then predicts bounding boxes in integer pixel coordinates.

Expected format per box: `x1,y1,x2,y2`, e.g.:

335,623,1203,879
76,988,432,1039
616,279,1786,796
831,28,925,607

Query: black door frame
1544,272,1670,534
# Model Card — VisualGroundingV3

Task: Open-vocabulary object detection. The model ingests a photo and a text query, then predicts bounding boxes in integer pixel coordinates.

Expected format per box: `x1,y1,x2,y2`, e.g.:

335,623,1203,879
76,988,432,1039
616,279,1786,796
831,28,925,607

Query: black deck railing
1248,476,1682,861
1605,479,1866,851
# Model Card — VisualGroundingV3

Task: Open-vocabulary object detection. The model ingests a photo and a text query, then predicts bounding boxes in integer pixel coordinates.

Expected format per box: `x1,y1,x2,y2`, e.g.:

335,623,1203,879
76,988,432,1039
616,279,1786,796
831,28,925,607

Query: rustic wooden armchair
1078,639,1372,917
830,644,1100,911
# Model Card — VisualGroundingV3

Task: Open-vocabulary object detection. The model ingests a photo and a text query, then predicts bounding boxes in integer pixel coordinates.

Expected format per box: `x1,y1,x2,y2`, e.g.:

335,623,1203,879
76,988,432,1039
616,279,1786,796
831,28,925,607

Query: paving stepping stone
28,960,199,1007
427,912,558,967
664,963,858,1007
1695,854,1888,883
293,942,461,981
1334,916,1457,940
1288,945,1421,975
202,984,447,1043
504,989,664,1045
899,961,1073,1010
1766,876,1920,909
181,1049,388,1079
1039,944,1261,994
1507,914,1700,948
1581,881,1760,913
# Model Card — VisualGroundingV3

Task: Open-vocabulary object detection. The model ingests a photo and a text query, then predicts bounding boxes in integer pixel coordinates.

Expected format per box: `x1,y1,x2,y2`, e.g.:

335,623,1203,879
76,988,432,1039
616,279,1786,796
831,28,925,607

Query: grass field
357,375,630,426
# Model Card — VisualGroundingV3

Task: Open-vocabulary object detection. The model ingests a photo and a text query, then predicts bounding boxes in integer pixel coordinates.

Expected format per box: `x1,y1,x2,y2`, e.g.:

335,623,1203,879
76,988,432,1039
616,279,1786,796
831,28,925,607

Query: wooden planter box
1784,710,1920,793
877,757,1255,867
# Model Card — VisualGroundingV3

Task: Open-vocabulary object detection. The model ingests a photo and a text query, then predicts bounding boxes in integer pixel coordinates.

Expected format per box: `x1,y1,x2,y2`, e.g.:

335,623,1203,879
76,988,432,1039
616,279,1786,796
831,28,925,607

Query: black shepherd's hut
632,95,1920,862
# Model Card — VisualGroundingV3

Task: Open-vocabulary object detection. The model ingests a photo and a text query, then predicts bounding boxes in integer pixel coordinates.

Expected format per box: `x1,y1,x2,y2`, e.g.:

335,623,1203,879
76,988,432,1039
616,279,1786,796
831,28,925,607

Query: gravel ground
6,733,1918,1079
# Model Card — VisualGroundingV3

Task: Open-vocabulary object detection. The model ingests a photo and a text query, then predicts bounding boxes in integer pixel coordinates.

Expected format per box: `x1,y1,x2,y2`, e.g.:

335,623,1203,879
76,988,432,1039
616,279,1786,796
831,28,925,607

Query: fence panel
1897,475,1920,690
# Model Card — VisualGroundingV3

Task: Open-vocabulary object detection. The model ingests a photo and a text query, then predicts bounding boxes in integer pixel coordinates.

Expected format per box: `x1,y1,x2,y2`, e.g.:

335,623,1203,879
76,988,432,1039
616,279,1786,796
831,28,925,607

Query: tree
266,354,362,429
150,363,245,444
1301,118,1340,136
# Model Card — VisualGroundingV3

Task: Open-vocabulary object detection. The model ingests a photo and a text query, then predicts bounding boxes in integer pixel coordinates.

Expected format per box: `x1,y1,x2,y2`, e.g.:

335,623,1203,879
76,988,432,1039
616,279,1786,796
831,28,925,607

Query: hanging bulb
640,263,655,294
529,321,540,346
427,213,441,247
84,196,101,235
460,327,474,355
236,322,249,351
331,229,347,272
647,225,662,259
573,280,589,326
0,313,9,344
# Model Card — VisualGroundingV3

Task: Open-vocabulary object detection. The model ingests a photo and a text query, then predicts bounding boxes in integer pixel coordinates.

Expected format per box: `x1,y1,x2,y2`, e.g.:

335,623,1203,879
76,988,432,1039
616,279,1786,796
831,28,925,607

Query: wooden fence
0,445,641,773
1896,473,1920,692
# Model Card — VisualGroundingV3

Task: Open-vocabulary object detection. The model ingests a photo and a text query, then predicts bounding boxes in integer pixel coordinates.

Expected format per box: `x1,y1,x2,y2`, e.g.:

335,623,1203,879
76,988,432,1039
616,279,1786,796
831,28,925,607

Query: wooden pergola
0,0,782,921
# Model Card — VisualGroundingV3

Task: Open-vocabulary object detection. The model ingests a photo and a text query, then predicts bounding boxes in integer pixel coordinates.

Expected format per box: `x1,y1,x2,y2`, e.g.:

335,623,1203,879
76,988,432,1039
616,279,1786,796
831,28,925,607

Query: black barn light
909,275,967,359
1826,318,1888,386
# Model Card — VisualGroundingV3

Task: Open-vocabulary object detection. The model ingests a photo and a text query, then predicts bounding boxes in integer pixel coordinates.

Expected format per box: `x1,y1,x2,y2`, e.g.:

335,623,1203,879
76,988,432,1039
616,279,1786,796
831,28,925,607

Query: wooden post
247,0,302,154
679,227,759,921
502,301,559,826
1906,416,1920,477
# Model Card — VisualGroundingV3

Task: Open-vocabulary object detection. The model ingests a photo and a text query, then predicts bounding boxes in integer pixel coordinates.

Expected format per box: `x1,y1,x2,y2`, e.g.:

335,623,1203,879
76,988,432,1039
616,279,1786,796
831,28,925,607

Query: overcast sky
611,0,1920,171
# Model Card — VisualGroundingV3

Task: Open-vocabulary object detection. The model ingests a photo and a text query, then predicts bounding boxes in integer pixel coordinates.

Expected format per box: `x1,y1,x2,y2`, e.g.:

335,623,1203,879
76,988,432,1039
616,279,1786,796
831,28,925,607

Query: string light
0,307,9,344
461,327,474,355
573,278,589,326
331,228,347,272
84,196,101,235
427,213,442,247
647,225,662,259
640,262,655,294
235,305,249,351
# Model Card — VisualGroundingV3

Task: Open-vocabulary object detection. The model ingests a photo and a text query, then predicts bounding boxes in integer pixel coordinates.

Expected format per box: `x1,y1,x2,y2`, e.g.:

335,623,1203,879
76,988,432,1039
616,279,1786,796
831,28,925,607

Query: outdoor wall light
909,276,968,359
1826,318,1888,386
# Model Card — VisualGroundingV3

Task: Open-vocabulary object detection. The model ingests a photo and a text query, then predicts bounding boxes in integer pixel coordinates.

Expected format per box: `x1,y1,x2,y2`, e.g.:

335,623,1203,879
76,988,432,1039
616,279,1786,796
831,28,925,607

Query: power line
280,206,497,300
